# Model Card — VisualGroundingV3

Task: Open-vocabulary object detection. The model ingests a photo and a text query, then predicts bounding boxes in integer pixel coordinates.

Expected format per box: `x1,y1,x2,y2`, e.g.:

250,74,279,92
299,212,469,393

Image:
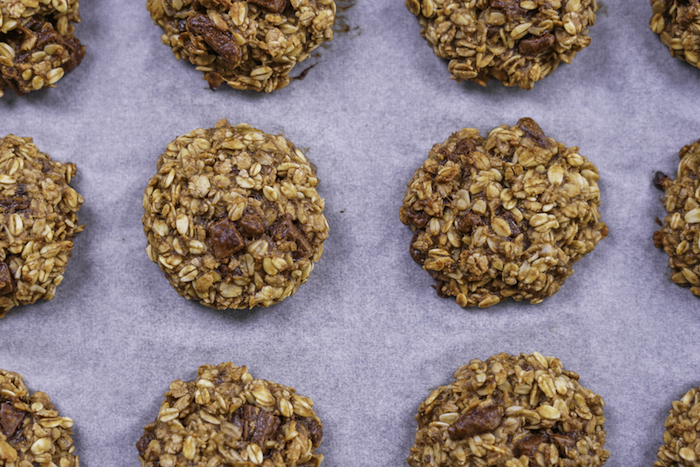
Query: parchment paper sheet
0,1,698,465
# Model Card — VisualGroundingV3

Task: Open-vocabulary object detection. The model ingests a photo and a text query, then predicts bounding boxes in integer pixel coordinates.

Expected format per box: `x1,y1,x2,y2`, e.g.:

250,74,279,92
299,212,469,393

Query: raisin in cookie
146,0,336,93
656,385,700,466
137,362,324,467
408,352,608,467
0,0,85,98
0,134,84,318
0,369,79,466
400,118,607,308
653,139,700,297
143,120,328,309
650,0,700,69
405,0,597,89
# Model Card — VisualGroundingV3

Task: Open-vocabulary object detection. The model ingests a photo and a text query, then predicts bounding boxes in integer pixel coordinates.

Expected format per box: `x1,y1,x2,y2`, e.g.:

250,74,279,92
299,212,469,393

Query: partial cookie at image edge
653,138,700,297
137,362,324,467
408,352,608,467
0,369,79,466
0,134,85,318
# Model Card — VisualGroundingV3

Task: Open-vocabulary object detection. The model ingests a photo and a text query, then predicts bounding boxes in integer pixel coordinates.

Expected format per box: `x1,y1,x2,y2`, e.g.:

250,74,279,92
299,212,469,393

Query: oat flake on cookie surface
0,369,79,466
399,118,607,308
653,139,700,297
142,119,328,309
650,0,700,69
408,352,608,467
405,0,597,89
0,0,85,98
146,0,336,93
0,134,84,318
656,385,700,466
137,362,324,467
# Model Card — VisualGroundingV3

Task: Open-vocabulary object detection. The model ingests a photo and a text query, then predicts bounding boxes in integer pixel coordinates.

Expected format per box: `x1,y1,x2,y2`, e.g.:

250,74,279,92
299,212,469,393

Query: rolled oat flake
0,134,84,318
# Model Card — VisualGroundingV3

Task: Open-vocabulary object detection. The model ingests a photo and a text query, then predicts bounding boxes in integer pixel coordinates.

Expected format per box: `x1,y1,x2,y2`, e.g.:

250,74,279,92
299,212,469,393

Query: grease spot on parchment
597,1,608,18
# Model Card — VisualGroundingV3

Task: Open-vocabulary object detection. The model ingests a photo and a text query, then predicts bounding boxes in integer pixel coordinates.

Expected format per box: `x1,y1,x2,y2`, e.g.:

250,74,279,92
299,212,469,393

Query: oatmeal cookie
405,0,597,89
142,120,328,309
137,362,324,467
650,0,700,69
0,134,84,318
656,385,700,466
146,0,336,93
0,369,79,466
408,352,608,467
0,0,85,98
399,118,607,308
653,139,700,297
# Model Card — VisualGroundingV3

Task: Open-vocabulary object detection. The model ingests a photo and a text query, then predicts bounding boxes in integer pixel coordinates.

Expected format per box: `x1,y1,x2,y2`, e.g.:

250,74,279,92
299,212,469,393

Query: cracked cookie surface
405,0,597,89
0,0,85,98
399,118,606,308
137,362,323,467
0,369,79,466
146,0,336,93
655,385,700,466
143,119,328,309
650,0,700,69
0,134,84,318
408,352,608,467
653,139,700,297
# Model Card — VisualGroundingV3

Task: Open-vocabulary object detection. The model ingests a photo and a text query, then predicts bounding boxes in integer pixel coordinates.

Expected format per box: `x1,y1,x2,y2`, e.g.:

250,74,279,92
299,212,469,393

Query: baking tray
0,1,698,465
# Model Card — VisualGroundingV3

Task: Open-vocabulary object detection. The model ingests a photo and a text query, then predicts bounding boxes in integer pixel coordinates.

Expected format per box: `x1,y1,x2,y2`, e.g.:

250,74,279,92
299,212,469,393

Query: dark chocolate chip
0,402,26,438
517,117,550,149
208,218,245,259
248,0,289,13
405,209,431,229
0,262,14,295
187,14,241,65
269,215,312,260
513,432,549,460
519,33,555,55
239,211,265,237
250,410,281,453
448,405,502,440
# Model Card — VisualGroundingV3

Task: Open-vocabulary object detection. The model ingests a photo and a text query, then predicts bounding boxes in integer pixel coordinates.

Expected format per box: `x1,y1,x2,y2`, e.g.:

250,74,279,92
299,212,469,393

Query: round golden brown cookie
0,0,85,98
142,120,329,309
405,0,597,89
137,362,324,467
0,369,79,466
655,386,700,466
399,118,607,308
146,0,336,93
408,352,608,467
0,134,84,318
650,0,700,69
653,139,700,297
